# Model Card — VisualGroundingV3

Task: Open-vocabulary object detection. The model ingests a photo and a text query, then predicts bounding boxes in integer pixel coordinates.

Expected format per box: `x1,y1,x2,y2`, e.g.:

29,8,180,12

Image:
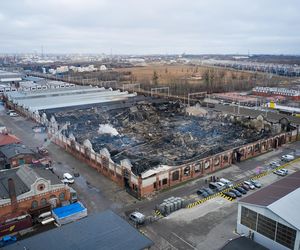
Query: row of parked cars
269,154,294,176
197,178,262,200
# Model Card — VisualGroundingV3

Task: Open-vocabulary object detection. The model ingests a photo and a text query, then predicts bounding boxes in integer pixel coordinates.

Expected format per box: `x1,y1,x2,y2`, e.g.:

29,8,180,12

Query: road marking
171,232,197,249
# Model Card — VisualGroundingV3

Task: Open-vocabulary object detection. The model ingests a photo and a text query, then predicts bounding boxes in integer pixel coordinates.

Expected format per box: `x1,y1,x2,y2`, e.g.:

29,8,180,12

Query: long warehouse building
5,86,137,111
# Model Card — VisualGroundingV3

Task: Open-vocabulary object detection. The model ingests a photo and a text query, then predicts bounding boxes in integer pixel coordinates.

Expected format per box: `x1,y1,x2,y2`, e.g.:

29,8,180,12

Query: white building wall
237,203,300,250
142,176,156,187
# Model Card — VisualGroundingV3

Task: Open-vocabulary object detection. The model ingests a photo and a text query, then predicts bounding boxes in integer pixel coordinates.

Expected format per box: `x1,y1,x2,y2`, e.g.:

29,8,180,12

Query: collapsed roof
49,100,272,176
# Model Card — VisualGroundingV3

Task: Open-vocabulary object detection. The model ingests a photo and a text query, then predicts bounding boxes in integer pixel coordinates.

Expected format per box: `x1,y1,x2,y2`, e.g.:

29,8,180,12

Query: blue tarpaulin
52,202,85,219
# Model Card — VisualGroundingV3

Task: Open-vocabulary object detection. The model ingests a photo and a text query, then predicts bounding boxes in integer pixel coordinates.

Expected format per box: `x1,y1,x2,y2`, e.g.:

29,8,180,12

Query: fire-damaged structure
4,86,298,198
42,101,297,198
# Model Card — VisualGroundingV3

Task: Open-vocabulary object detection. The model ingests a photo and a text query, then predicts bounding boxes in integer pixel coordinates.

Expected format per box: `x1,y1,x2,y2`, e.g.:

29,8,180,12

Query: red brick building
0,144,35,168
0,165,71,224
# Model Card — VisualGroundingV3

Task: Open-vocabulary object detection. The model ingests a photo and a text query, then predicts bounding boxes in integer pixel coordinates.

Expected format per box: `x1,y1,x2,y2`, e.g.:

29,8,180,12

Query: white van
219,178,233,187
62,173,74,184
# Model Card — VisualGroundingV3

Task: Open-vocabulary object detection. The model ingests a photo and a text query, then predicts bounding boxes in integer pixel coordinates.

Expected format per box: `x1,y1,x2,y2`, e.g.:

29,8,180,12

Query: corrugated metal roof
0,144,33,159
240,170,300,207
7,87,137,111
268,188,300,230
6,210,154,250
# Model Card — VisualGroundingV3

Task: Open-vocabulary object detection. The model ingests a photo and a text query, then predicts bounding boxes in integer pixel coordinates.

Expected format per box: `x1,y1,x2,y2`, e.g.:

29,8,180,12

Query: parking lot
140,159,300,250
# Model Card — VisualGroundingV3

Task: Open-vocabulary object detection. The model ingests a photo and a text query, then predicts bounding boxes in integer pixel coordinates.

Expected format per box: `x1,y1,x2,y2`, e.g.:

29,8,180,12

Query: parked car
250,179,262,188
216,182,227,190
203,187,214,195
244,181,255,190
0,236,17,247
129,211,146,225
269,161,281,168
6,109,14,115
209,182,226,192
219,178,233,187
273,169,287,176
9,112,19,117
229,189,242,197
62,173,74,184
223,191,236,199
235,186,247,194
197,189,209,197
241,184,250,191
37,147,49,156
281,154,295,162
281,168,289,175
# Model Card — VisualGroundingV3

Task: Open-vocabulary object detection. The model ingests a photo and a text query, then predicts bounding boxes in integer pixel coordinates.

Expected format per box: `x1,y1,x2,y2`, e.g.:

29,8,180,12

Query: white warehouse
237,170,300,250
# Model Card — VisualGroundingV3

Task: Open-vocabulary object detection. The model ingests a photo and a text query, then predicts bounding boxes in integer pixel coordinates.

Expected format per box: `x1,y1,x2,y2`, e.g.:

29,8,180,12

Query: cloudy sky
0,0,299,54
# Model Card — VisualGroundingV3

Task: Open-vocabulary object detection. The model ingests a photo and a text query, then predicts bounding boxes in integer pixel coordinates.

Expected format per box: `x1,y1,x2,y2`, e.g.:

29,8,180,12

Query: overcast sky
0,0,300,54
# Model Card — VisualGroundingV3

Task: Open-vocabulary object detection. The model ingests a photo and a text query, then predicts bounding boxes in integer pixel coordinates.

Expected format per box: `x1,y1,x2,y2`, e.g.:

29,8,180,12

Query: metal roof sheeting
268,188,300,230
7,87,137,111
6,210,154,250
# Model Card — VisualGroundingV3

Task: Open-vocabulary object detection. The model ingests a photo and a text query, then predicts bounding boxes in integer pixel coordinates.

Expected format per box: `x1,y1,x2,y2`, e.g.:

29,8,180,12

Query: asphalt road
0,105,136,214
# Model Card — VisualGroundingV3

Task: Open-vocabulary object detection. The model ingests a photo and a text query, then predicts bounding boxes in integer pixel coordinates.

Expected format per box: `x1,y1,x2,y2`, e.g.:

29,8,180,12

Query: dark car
203,187,214,195
230,189,242,197
241,184,250,191
223,191,236,199
197,189,209,197
235,186,247,194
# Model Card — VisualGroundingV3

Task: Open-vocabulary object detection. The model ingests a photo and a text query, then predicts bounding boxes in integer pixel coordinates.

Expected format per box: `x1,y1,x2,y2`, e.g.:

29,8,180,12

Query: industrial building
4,77,299,198
5,86,137,112
0,70,23,84
0,165,72,236
0,144,35,169
237,170,300,250
253,87,300,101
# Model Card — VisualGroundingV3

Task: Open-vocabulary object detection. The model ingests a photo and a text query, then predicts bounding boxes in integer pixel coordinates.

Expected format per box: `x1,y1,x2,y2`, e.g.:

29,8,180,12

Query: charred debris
47,101,272,176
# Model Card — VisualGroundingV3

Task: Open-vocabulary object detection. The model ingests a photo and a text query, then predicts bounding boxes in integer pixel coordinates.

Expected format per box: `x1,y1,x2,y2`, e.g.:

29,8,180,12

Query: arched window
31,200,38,209
40,198,47,206
59,192,65,201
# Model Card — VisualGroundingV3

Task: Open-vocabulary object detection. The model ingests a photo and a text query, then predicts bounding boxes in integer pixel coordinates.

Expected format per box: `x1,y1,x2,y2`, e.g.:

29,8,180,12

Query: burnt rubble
48,101,272,176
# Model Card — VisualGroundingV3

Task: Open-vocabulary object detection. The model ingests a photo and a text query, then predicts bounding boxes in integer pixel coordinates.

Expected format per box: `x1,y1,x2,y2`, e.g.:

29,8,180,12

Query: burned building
45,101,297,198
4,86,298,198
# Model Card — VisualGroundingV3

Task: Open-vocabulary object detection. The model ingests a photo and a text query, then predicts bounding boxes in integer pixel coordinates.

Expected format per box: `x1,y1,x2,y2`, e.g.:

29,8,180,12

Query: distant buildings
253,87,300,101
237,171,300,250
47,64,102,74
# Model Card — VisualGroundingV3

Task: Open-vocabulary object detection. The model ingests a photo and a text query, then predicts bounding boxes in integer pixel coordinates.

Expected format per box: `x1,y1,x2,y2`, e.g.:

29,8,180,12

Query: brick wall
0,187,70,220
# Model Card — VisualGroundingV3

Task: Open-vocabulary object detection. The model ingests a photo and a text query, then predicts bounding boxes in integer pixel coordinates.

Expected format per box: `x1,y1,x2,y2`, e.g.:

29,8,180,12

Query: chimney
8,178,18,213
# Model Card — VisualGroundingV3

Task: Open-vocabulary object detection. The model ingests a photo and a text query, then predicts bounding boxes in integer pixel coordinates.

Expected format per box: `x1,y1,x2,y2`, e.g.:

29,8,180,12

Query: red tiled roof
0,133,21,146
